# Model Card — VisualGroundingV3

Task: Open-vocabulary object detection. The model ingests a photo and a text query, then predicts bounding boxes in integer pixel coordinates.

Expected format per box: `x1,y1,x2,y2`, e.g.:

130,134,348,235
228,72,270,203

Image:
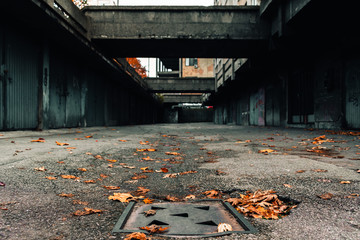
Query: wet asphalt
0,123,359,240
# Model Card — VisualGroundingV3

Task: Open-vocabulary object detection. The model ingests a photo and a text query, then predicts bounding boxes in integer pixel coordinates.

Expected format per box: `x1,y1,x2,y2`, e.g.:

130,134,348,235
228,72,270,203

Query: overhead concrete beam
83,6,270,57
145,78,215,93
162,95,203,103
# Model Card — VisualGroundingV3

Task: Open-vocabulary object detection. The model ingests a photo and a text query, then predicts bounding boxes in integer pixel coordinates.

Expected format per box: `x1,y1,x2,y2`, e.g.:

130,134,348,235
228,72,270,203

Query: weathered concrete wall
182,58,214,78
145,77,215,93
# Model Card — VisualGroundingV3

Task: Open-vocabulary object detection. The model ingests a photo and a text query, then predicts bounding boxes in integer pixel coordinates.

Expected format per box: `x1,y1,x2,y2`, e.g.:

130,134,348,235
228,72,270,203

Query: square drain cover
112,200,257,237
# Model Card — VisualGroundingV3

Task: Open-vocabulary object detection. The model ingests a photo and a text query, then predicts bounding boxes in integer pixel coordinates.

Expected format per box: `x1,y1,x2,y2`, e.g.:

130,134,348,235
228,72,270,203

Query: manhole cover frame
112,199,257,237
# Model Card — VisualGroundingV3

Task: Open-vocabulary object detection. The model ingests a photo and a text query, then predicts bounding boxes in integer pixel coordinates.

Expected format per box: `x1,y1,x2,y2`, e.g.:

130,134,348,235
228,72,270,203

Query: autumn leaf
143,198,154,204
85,136,93,138
166,195,180,202
123,165,136,169
179,170,198,175
340,181,351,184
258,149,275,154
45,176,57,180
160,168,169,173
203,190,221,199
283,184,292,188
217,223,232,232
137,148,157,152
140,141,149,145
106,159,117,163
226,198,242,206
143,209,156,216
312,169,328,173
34,166,47,172
66,147,76,150
142,156,154,161
165,152,180,155
78,168,87,172
0,182,5,187
132,187,150,196
103,186,121,190
124,232,149,240
132,173,148,180
85,152,92,155
108,193,134,202
73,200,89,205
139,224,169,234
58,193,74,198
296,170,305,173
56,141,69,146
100,174,108,178
118,140,127,142
318,193,333,200
84,180,96,184
216,170,226,175
141,167,154,173
61,175,79,180
31,138,45,143
185,195,196,200
163,173,178,178
73,207,103,216
94,155,103,159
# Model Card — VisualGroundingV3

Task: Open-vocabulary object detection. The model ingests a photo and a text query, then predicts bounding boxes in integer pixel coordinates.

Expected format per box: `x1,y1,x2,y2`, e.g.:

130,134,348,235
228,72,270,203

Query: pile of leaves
226,190,297,219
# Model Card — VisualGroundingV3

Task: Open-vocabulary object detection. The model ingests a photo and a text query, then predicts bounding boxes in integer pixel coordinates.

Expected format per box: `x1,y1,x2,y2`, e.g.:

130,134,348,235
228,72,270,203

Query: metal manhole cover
112,200,257,237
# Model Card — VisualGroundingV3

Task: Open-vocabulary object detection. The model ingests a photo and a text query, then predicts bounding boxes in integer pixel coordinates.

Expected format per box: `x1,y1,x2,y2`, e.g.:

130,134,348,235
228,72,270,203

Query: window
185,58,198,68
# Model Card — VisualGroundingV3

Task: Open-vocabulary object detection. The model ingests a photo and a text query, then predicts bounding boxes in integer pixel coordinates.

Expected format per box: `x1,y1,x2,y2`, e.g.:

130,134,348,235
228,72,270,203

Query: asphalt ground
0,123,359,240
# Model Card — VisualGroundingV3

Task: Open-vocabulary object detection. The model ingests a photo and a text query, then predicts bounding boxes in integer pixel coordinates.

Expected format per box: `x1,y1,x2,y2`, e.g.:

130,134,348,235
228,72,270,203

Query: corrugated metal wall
2,27,39,130
0,24,4,130
345,59,360,129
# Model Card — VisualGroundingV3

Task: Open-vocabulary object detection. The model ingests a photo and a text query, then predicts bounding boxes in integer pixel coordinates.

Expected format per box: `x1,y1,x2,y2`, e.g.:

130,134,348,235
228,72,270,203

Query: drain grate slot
151,206,166,210
195,206,210,211
148,220,169,226
196,220,218,226
171,213,189,217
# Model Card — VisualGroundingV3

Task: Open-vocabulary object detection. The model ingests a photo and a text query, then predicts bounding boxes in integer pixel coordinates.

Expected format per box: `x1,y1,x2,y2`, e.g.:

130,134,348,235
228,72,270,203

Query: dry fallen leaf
123,165,136,169
132,187,151,196
118,140,127,142
56,141,69,146
137,148,157,152
258,149,275,154
340,181,351,184
132,173,148,180
216,170,226,175
66,147,76,150
203,190,221,199
139,224,169,234
344,193,359,199
106,159,117,163
34,166,47,172
100,174,108,178
73,207,103,216
124,232,149,240
73,200,89,205
103,186,121,190
160,168,169,173
108,193,134,202
78,168,87,172
185,195,196,200
85,136,93,138
163,173,178,178
94,155,103,160
61,175,79,180
283,184,292,188
166,195,180,202
296,170,306,173
140,141,149,145
84,180,96,184
217,223,232,232
318,193,333,200
143,198,154,204
31,138,45,143
142,156,154,161
45,176,57,180
165,152,180,156
312,169,328,173
58,193,74,198
143,209,156,217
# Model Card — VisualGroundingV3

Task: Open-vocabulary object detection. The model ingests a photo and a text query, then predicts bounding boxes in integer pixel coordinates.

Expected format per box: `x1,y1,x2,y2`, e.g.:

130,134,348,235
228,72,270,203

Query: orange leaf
283,184,292,188
56,141,69,146
31,138,45,143
78,168,87,172
143,198,154,204
340,181,351,184
132,173,148,180
58,193,74,198
166,195,180,202
34,166,47,172
139,224,169,234
124,232,148,240
108,193,134,202
203,190,221,199
165,152,180,155
100,174,108,178
160,168,169,173
94,155,103,159
318,193,333,200
118,140,127,142
84,180,96,184
137,148,157,152
106,159,117,163
61,175,79,180
103,186,121,190
296,170,305,173
140,141,149,145
73,200,89,205
73,207,103,216
45,176,57,180
142,156,154,161
66,147,76,150
258,149,275,154
85,136,93,138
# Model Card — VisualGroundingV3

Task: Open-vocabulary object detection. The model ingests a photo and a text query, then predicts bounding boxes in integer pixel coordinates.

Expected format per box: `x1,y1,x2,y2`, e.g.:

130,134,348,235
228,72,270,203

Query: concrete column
38,40,50,130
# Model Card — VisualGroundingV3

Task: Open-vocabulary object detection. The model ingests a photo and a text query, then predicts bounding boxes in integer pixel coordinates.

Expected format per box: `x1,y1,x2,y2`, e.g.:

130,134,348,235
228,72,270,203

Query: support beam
83,6,269,57
162,95,203,103
145,77,215,93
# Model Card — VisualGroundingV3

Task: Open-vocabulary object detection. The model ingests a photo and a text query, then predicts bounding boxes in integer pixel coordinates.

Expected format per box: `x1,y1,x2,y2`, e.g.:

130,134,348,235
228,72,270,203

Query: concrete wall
181,58,214,78
0,4,161,131
179,109,214,123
